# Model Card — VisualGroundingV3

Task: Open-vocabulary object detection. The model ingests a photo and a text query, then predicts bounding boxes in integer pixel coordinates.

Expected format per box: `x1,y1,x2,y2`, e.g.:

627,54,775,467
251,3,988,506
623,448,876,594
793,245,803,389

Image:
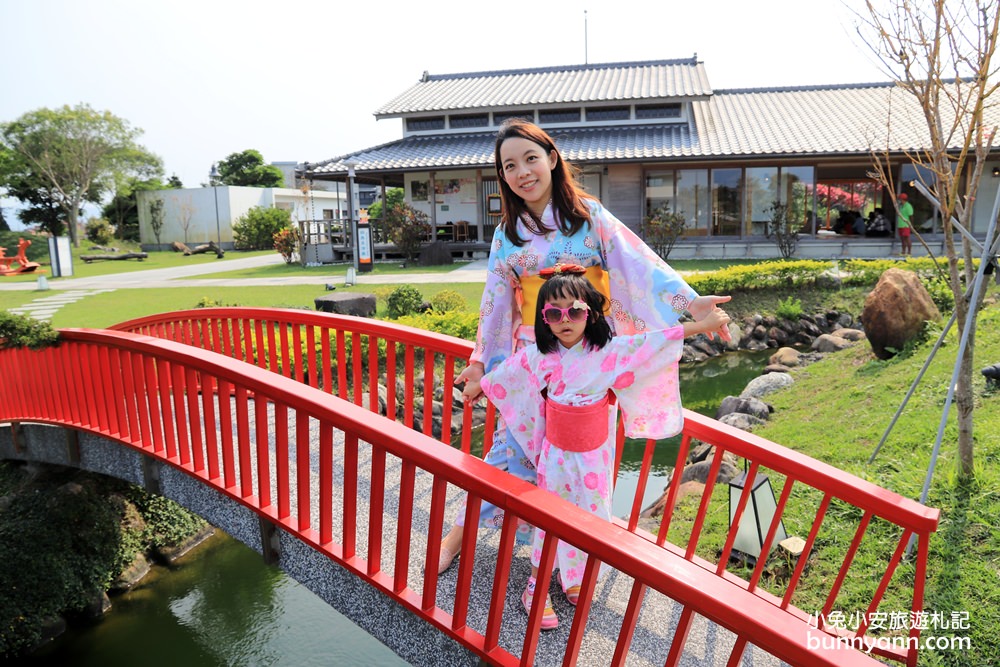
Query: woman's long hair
494,119,595,247
533,272,612,354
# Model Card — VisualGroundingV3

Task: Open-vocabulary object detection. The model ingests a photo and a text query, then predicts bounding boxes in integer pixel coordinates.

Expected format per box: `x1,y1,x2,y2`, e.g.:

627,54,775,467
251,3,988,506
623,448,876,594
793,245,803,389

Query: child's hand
463,378,483,404
690,295,733,341
456,362,485,402
705,308,732,338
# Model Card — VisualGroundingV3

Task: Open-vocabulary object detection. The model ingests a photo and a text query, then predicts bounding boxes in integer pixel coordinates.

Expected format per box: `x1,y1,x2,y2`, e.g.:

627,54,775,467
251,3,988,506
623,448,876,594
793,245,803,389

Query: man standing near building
896,193,914,257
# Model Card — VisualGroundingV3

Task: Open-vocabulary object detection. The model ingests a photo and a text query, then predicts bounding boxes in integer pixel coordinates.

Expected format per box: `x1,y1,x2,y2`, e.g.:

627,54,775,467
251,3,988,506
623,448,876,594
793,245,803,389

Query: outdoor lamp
728,469,786,561
992,166,1000,178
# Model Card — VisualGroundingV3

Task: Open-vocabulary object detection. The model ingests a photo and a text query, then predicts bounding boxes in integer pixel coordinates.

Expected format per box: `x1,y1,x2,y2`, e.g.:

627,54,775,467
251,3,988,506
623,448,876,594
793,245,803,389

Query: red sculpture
0,239,42,275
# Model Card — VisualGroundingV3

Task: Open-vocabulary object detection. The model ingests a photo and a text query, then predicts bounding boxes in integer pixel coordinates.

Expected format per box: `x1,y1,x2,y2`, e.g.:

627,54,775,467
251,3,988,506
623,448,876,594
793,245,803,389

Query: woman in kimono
474,266,731,629
434,119,731,574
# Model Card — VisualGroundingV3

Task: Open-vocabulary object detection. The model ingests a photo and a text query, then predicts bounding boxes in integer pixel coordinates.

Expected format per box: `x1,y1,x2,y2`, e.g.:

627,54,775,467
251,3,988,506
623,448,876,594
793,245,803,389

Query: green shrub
383,203,430,264
0,473,120,657
429,289,466,313
193,297,241,308
643,205,686,259
775,296,804,320
273,226,300,264
85,218,116,246
394,310,479,341
232,206,291,251
0,312,59,349
386,285,424,318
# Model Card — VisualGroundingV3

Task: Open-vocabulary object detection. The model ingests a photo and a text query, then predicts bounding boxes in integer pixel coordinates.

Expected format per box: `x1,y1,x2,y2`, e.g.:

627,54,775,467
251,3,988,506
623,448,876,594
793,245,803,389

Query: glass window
586,106,630,121
406,116,445,132
635,104,682,119
494,110,535,125
900,164,941,232
712,168,743,236
645,171,676,215
745,167,779,236
538,108,581,124
450,113,489,129
780,166,815,233
676,169,709,236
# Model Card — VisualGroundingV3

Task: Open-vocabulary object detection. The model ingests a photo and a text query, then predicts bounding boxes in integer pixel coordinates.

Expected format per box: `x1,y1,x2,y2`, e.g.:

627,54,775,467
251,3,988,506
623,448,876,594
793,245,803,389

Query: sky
0,0,891,225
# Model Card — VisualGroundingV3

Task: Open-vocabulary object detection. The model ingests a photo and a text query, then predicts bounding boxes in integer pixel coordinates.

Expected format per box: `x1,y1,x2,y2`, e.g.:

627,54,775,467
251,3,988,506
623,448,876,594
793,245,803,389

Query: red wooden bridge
0,307,939,666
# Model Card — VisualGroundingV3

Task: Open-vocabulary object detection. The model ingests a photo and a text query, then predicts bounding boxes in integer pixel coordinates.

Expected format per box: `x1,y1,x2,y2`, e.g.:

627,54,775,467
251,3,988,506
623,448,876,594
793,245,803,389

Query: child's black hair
534,272,613,354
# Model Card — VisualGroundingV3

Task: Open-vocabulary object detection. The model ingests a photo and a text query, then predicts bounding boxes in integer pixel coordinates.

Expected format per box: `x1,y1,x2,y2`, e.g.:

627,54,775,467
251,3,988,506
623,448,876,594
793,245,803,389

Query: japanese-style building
301,57,1000,260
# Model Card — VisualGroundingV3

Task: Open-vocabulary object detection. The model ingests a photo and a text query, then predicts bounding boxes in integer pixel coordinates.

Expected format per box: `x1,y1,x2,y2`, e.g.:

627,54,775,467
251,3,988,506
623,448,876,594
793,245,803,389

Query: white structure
135,185,348,251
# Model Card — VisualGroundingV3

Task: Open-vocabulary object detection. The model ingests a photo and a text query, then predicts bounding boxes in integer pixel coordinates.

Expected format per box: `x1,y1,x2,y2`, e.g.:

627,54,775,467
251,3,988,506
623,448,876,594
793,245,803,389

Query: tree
0,104,162,246
366,187,405,220
232,206,291,250
763,200,802,259
642,205,686,259
148,197,165,248
215,149,284,188
859,0,999,478
383,202,430,265
102,177,174,242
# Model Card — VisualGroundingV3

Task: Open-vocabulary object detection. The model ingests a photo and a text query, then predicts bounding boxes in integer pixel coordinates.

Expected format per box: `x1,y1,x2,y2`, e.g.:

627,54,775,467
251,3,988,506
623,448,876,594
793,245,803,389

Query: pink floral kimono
480,327,688,591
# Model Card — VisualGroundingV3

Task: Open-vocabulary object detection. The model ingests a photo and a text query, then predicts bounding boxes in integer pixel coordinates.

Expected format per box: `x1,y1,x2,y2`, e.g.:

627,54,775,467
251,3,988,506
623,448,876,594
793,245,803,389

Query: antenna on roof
584,10,589,64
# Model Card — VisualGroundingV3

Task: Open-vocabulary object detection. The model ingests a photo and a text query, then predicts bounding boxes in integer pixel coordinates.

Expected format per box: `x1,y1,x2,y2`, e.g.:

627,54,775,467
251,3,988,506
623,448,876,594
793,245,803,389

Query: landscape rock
716,395,771,421
769,347,801,367
740,372,794,399
314,292,377,317
718,412,766,431
811,333,852,353
861,268,941,359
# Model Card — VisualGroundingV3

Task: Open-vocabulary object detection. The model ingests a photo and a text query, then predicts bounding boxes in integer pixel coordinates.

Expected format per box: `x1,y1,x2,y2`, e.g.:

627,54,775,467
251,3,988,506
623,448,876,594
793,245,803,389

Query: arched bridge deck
0,308,939,666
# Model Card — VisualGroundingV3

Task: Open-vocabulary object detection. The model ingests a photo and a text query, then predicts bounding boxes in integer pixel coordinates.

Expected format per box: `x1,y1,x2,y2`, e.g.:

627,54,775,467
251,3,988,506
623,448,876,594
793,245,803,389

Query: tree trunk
79,252,148,262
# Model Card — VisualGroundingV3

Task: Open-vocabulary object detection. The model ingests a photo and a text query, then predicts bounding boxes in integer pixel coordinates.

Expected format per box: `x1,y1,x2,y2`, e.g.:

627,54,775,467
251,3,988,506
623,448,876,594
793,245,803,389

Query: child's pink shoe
564,585,581,606
522,577,559,630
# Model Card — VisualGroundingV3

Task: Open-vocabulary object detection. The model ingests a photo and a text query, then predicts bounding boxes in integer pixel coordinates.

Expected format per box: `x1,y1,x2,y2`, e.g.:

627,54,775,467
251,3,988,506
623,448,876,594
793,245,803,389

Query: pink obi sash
544,391,611,452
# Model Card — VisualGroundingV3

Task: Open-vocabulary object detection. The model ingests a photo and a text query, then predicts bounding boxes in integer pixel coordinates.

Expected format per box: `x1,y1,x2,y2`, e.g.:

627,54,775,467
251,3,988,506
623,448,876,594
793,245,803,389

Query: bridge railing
106,308,939,666
0,328,888,667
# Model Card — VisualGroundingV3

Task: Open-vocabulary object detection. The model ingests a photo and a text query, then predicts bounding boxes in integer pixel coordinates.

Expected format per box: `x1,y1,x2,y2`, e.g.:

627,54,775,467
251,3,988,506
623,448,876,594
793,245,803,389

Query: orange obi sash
519,265,611,326
544,392,611,452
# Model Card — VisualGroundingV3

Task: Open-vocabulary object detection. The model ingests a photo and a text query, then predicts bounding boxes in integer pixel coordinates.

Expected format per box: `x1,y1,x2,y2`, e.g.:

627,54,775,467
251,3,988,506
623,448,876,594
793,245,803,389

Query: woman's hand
456,362,485,403
689,295,733,341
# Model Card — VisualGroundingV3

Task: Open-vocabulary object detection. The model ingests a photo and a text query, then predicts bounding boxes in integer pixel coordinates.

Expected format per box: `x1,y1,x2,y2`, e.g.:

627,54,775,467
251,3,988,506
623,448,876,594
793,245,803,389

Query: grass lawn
744,297,1000,667
40,283,489,329
0,241,276,284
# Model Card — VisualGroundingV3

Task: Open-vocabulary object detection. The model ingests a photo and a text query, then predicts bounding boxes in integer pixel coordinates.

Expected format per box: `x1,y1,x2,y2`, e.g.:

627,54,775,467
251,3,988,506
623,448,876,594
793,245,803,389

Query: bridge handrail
107,307,939,666
0,328,887,666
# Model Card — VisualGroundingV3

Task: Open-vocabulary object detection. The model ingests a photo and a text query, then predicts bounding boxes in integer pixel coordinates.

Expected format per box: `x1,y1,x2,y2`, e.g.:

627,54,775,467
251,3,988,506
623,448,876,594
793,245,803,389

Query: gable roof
374,58,712,117
309,81,943,176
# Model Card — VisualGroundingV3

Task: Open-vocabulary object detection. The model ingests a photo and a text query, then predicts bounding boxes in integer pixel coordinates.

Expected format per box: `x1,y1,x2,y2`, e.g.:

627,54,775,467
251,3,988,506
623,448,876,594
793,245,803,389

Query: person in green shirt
896,193,914,257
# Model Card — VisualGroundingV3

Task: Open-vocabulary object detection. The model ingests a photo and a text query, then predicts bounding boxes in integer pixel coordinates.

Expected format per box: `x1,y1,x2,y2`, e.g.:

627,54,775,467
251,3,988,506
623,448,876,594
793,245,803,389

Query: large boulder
862,269,941,359
314,292,377,317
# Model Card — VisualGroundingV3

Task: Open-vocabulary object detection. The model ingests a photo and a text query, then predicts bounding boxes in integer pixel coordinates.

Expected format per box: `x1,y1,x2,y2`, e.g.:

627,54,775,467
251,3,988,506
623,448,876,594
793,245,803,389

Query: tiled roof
374,59,712,117
308,81,991,176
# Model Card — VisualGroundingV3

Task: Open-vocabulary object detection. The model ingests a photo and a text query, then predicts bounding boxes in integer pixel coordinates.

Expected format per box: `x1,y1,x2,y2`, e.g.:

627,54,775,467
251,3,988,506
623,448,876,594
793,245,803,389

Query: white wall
136,186,345,250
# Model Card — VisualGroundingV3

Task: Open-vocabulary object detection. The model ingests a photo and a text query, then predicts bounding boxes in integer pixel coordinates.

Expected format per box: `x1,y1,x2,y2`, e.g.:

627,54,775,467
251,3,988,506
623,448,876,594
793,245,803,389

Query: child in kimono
472,264,730,630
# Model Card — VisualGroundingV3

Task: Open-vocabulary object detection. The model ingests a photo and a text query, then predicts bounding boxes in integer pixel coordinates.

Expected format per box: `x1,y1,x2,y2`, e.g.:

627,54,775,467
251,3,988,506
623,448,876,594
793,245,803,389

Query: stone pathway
7,289,117,322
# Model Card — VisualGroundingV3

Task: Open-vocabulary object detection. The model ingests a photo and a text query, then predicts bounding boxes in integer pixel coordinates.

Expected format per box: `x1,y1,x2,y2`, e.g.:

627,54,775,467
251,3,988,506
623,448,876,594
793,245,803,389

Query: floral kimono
480,327,687,590
456,199,698,538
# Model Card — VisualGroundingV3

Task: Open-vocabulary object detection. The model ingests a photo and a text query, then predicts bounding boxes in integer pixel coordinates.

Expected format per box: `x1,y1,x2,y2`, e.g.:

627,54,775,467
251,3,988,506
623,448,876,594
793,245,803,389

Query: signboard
357,208,373,273
48,236,73,277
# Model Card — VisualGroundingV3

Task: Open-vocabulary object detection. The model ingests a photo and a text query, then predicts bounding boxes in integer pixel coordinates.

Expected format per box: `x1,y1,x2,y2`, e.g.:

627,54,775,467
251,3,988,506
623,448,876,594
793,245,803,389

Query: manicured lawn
42,283,488,329
0,243,276,283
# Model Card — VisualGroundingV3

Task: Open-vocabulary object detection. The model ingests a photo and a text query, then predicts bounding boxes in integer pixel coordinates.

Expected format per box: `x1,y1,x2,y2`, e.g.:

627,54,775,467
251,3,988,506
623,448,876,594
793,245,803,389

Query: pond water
12,349,774,667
